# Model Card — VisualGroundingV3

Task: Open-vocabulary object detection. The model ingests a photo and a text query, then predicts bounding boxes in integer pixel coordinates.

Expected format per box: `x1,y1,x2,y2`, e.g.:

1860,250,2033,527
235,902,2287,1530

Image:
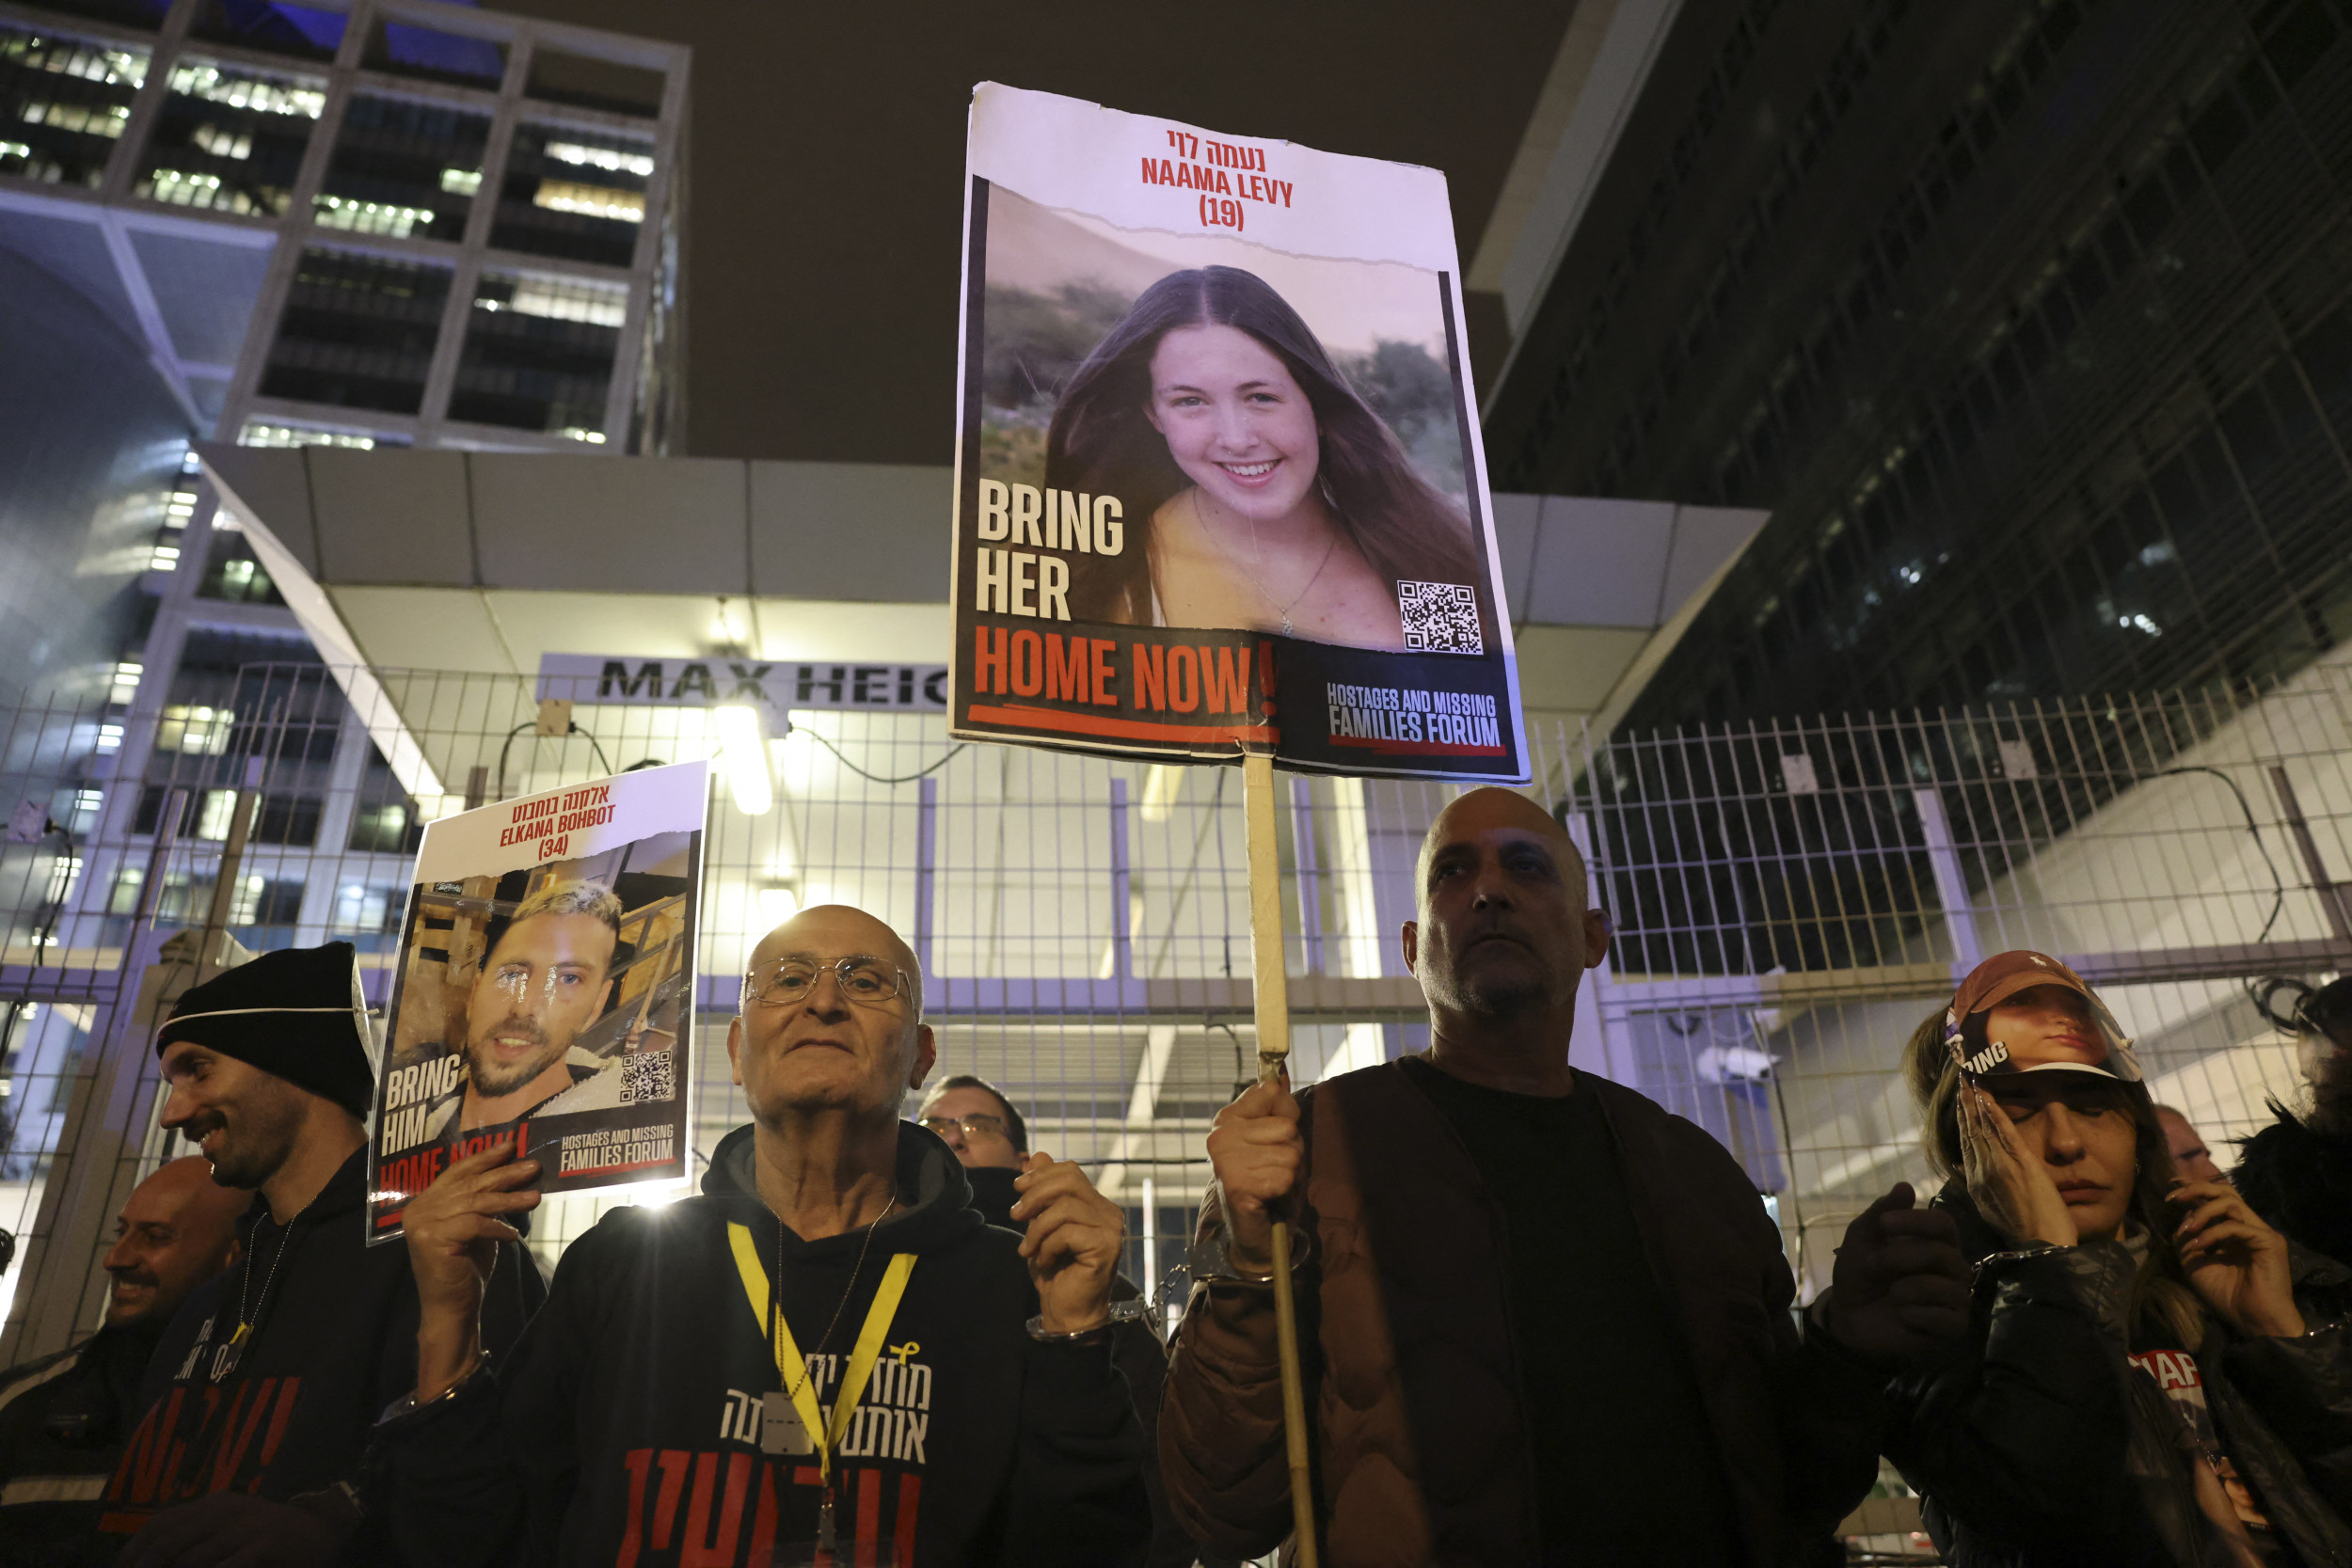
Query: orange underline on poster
1327,736,1508,756
965,704,1278,745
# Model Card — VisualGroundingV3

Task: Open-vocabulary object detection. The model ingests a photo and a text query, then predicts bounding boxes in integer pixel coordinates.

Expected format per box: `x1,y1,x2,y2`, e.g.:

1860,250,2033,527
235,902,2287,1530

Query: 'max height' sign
537,654,948,712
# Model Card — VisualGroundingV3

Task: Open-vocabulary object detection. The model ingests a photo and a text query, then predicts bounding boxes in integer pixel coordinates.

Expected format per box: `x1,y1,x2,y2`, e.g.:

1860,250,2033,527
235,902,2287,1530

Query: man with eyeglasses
374,902,1152,1567
917,1078,1203,1568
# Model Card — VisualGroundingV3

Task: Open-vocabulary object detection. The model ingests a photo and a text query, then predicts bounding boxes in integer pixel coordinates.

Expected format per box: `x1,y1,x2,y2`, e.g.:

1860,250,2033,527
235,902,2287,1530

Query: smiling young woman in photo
1044,265,1486,649
1882,951,2352,1568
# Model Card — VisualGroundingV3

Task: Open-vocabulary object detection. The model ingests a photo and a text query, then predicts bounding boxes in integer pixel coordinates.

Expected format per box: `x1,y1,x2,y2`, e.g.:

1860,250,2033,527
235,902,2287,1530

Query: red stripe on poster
965,704,1276,745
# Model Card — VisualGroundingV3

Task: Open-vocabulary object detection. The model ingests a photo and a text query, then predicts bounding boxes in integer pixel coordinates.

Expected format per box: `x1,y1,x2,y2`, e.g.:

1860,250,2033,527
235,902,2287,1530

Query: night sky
486,0,1574,464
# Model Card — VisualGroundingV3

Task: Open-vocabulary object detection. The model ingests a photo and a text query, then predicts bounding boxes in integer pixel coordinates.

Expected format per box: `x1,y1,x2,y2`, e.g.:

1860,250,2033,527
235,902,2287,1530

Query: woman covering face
1879,950,2352,1568
1045,265,1488,650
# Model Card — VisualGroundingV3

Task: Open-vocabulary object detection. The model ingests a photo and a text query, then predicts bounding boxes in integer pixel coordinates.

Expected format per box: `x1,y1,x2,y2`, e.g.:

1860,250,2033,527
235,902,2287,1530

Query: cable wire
796,728,965,784
2151,766,2286,942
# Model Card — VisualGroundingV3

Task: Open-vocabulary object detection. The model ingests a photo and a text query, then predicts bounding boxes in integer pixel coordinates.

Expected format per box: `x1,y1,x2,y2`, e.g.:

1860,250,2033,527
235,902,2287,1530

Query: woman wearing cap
1883,950,2352,1568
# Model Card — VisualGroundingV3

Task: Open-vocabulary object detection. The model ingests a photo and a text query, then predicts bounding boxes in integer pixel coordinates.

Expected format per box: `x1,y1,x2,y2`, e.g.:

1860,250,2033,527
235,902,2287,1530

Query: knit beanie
155,941,376,1119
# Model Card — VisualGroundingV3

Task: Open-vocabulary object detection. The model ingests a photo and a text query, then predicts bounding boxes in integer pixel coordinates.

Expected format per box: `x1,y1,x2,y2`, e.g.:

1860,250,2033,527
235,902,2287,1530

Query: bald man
1162,787,1972,1566
379,903,1152,1566
0,1157,247,1564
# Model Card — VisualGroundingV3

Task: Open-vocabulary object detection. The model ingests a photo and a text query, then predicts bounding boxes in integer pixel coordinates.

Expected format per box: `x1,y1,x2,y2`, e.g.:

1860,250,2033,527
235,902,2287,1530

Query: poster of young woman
364,761,707,1243
949,84,1528,782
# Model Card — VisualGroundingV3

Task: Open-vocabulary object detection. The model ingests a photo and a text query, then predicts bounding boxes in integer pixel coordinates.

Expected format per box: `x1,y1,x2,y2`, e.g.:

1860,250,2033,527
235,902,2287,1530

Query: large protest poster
949,84,1527,782
365,761,707,1242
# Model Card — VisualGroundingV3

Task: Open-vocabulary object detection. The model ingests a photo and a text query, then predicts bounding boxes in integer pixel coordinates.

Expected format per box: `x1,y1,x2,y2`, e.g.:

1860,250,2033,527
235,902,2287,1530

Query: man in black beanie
97,941,545,1566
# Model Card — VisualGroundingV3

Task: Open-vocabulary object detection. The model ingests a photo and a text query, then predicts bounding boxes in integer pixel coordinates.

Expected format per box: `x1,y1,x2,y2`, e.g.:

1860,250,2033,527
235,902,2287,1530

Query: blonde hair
510,879,623,934
1900,1008,2207,1351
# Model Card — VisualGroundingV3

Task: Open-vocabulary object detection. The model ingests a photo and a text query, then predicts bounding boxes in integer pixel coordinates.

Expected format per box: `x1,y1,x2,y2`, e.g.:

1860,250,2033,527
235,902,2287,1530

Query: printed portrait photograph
977,186,1499,657
380,830,695,1148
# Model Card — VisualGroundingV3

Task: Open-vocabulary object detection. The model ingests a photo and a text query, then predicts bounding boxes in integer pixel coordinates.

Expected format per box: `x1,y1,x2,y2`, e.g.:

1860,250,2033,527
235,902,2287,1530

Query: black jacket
961,1164,1203,1568
96,1147,544,1558
372,1120,1151,1567
2237,1106,2352,1272
1885,1191,2352,1568
0,1322,166,1566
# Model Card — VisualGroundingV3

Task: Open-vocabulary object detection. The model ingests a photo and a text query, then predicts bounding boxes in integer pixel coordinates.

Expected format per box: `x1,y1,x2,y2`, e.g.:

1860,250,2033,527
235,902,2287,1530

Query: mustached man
0,1158,247,1565
375,903,1151,1566
101,942,544,1567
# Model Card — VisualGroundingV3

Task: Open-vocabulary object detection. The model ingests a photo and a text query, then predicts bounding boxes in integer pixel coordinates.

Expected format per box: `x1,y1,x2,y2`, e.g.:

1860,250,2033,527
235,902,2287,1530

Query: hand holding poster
951,84,1528,782
366,761,707,1242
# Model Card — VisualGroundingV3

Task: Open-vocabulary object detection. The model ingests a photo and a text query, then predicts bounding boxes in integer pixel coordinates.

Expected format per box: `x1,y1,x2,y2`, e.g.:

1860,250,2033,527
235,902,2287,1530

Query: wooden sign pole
1241,752,1320,1568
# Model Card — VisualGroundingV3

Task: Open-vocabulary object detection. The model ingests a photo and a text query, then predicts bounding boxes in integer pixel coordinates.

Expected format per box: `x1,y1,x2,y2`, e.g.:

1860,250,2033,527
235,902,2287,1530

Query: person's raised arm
1159,1073,1306,1559
1004,1152,1151,1565
405,1146,543,1400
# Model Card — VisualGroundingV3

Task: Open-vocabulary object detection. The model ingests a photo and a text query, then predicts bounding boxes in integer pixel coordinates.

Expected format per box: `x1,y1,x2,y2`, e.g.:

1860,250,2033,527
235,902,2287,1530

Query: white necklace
1196,489,1341,637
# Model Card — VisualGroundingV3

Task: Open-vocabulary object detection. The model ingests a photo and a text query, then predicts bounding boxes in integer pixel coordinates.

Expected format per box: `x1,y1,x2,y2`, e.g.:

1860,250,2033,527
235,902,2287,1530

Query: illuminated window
316,94,491,243
108,660,142,704
155,705,233,755
449,269,628,438
491,122,654,267
134,55,324,215
236,421,376,449
0,22,148,186
194,787,238,840
331,882,402,933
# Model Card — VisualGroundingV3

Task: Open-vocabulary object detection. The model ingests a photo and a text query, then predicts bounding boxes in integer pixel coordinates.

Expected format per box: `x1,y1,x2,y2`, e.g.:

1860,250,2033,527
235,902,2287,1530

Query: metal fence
1,651,2347,1367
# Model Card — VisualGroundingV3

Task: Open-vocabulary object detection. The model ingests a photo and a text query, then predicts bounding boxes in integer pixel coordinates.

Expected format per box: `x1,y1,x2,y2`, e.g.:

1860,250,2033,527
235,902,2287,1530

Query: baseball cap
1943,950,2141,1083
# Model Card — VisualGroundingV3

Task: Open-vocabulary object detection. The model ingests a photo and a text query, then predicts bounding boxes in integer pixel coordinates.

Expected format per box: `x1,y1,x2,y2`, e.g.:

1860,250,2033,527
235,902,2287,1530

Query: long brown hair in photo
1901,1009,2208,1351
1044,265,1485,629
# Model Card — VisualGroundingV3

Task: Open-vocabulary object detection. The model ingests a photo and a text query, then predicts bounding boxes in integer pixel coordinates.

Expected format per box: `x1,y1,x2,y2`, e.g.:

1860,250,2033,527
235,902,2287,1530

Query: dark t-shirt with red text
98,1148,542,1551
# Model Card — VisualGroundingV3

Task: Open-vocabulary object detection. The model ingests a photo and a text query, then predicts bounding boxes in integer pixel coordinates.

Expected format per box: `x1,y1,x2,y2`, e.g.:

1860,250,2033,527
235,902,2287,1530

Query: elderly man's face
730,904,936,1126
1403,787,1609,1019
465,912,617,1098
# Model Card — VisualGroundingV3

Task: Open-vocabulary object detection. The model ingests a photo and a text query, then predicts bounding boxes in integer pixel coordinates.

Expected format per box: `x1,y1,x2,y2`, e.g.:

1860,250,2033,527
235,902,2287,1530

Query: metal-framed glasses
919,1113,1009,1142
742,957,910,1010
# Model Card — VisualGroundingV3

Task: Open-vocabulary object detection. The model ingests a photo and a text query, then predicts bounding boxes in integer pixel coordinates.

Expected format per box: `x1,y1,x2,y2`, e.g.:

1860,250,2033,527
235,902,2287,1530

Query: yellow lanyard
726,1222,916,1486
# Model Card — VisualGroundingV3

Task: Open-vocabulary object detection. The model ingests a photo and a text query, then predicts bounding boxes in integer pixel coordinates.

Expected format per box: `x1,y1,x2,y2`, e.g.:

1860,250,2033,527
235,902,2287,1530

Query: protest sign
950,83,1527,783
365,761,707,1241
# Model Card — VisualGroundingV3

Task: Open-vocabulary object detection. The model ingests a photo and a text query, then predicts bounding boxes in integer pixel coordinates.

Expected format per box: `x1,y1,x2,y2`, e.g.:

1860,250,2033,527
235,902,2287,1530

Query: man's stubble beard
1432,938,1566,1022
465,1021,567,1100
196,1088,306,1191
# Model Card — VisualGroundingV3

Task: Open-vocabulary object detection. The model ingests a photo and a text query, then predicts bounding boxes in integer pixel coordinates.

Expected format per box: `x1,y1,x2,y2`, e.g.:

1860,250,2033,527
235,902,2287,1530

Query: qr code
619,1050,675,1105
1399,581,1483,654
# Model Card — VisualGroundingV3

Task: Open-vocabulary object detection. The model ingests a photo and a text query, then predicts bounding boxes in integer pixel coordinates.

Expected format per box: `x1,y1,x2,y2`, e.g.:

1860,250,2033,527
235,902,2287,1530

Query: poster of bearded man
365,760,707,1242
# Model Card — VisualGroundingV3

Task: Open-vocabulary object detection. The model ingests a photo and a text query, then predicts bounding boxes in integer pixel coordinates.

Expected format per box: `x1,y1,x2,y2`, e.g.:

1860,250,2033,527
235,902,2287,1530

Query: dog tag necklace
215,1199,304,1383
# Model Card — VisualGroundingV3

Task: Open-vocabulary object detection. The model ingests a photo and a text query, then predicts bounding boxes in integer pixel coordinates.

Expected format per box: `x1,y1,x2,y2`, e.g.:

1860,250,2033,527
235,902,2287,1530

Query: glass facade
185,0,345,63
315,92,489,241
522,46,662,119
0,21,147,187
490,119,651,267
450,267,628,437
259,246,452,414
1486,0,2352,730
359,15,505,90
1,0,679,455
135,54,325,214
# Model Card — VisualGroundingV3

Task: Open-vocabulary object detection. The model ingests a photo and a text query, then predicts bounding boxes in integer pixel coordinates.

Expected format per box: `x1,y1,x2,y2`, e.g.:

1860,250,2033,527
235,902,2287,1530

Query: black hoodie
95,1148,544,1557
372,1120,1151,1567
